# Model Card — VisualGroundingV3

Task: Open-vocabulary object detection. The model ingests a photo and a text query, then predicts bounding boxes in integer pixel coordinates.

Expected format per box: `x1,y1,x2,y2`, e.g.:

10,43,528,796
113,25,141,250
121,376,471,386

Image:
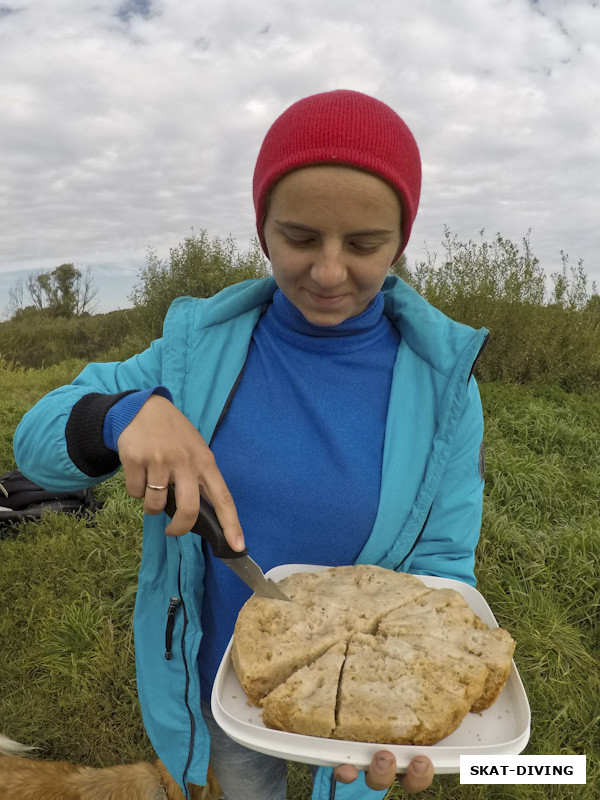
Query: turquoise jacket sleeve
13,339,165,492
400,376,485,586
312,767,389,800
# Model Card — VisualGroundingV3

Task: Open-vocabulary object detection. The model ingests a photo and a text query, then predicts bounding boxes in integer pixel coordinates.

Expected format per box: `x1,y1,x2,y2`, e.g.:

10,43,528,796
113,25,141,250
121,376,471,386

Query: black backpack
0,469,101,527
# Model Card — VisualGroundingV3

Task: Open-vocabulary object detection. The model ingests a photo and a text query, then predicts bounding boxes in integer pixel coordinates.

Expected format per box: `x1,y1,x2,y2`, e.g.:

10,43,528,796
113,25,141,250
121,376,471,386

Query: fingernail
411,757,428,775
375,754,393,771
235,534,245,551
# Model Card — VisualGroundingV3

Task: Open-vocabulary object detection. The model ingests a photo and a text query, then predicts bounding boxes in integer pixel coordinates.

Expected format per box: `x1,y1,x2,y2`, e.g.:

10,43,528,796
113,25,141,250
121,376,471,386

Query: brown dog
155,760,222,800
0,736,222,800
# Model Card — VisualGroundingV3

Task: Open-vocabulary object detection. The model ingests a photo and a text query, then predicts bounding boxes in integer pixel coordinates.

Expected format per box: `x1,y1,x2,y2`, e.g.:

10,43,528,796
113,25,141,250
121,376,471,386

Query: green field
1,357,598,799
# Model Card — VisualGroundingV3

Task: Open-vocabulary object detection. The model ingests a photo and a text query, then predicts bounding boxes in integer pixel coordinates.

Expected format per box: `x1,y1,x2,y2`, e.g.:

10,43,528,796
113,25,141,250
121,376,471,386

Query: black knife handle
164,484,248,559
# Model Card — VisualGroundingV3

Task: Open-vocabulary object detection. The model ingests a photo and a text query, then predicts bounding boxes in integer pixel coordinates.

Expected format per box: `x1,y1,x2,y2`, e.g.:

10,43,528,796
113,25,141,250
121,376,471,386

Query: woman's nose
310,246,347,286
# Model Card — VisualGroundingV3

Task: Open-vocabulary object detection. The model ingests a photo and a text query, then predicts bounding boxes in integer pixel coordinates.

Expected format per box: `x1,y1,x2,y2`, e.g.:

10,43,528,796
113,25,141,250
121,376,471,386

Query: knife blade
164,485,289,601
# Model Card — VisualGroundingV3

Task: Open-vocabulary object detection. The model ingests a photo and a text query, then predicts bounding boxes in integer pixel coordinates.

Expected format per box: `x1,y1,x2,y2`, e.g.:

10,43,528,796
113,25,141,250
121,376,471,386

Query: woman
14,90,489,799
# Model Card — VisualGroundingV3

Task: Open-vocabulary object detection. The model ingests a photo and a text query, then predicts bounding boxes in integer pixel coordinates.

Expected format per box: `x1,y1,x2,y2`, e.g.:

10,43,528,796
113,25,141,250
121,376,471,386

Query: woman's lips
305,289,348,307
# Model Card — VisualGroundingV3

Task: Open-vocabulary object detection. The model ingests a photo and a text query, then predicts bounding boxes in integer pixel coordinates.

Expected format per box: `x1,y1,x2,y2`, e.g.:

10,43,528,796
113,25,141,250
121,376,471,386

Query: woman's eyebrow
274,220,395,236
274,220,319,233
347,228,396,237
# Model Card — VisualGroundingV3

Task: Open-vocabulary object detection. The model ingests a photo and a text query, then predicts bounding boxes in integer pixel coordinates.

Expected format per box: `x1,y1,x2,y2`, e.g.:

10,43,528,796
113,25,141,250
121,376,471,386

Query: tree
7,264,98,319
6,277,26,319
130,230,270,336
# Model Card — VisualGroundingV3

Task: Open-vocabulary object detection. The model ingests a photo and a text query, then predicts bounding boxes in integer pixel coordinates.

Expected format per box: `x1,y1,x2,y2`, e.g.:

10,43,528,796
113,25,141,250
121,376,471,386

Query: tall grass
1,364,598,797
0,359,85,469
0,477,151,763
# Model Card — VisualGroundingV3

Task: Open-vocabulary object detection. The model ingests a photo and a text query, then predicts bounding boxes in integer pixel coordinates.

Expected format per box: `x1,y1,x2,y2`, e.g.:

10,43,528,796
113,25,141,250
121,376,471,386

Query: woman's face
263,165,402,326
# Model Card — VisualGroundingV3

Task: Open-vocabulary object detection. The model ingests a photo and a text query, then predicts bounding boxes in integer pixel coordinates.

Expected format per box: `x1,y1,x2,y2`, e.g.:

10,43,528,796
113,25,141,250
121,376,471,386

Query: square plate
212,564,530,773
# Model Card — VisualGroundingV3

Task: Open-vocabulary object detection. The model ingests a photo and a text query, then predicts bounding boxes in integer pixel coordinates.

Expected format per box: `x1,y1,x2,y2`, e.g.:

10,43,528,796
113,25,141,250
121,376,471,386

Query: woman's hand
116,394,245,550
333,752,433,794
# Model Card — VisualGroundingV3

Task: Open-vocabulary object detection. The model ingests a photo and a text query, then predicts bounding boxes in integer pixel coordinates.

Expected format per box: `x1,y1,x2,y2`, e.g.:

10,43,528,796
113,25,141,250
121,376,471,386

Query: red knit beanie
253,89,422,258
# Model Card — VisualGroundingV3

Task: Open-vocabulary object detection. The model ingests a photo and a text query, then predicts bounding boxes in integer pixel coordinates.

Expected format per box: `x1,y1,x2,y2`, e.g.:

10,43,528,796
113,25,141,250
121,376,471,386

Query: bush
408,229,600,392
476,301,600,393
412,227,547,309
129,230,270,338
0,308,149,370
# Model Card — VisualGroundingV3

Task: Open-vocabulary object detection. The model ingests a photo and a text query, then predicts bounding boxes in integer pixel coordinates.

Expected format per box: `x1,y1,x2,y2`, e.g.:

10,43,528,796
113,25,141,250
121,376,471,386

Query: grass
1,363,598,798
0,476,151,764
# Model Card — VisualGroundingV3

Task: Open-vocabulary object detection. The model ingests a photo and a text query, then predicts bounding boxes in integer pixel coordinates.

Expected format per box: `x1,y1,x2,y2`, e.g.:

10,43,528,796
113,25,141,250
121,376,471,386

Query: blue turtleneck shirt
198,288,400,696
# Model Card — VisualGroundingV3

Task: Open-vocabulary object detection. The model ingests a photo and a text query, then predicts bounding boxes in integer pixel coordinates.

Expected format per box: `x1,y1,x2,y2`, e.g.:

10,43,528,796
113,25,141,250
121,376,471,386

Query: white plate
212,564,530,773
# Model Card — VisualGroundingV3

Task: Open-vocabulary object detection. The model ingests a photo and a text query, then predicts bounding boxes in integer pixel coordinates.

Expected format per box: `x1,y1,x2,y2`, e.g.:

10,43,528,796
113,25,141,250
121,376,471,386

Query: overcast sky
1,0,599,316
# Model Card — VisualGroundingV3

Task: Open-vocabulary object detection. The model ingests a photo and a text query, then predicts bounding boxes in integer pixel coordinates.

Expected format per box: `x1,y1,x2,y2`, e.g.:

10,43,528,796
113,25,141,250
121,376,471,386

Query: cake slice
278,565,432,633
344,566,432,632
261,641,348,737
378,588,487,637
369,633,489,710
452,627,516,711
232,594,342,704
377,623,515,712
334,635,472,745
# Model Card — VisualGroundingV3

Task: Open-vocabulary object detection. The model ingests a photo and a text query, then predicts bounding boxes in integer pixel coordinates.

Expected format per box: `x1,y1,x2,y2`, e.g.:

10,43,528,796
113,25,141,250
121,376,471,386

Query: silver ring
146,483,168,491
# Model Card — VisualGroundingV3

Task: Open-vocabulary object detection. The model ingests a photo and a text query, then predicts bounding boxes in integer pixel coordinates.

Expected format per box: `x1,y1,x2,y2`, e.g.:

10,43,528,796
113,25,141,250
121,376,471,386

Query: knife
164,485,289,601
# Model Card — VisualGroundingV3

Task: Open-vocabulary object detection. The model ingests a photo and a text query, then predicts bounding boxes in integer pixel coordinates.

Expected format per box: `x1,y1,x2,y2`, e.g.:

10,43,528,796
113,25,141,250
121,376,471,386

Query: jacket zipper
178,565,196,796
162,562,196,798
164,596,182,660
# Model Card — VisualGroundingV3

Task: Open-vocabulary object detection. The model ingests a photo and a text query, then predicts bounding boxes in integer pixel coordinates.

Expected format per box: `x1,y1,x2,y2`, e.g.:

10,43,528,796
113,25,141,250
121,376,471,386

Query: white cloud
0,0,598,313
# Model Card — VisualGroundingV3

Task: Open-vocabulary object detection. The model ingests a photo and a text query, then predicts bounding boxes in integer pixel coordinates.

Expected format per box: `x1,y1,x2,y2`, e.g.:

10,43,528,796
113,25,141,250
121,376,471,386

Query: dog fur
0,736,222,800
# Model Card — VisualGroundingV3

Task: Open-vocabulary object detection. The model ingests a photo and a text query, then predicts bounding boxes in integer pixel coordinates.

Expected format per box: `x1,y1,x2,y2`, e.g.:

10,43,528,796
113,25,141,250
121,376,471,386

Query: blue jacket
14,275,488,799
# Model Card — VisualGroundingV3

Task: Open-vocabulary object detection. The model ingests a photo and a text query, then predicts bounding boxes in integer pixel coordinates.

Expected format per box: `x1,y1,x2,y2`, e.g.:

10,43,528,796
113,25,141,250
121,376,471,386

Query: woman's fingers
161,471,245,551
400,756,434,794
332,751,396,791
332,764,359,784
143,481,170,514
365,751,397,791
116,395,245,550
163,476,201,536
162,458,245,552
197,464,245,551
333,753,433,794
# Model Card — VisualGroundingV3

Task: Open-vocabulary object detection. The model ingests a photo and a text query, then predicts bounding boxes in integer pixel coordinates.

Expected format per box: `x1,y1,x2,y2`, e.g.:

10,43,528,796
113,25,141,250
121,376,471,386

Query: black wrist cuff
65,391,137,477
